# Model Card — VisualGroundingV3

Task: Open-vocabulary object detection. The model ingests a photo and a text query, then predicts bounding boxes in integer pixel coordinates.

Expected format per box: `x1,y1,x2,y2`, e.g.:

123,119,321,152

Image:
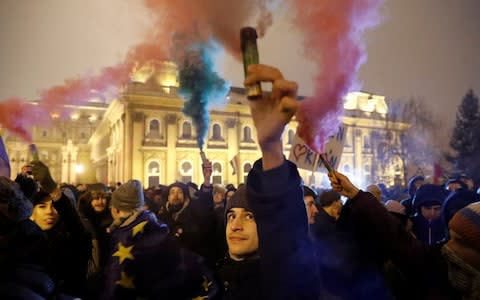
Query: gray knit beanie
111,179,144,211
224,185,251,221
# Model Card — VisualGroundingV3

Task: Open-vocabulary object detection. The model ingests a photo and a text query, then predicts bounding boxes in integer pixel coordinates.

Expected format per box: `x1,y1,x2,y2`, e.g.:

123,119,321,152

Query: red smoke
0,0,271,141
0,0,382,150
291,0,383,152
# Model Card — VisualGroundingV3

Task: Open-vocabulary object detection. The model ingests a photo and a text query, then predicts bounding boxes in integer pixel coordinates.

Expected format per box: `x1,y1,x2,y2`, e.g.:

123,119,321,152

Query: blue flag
0,135,11,178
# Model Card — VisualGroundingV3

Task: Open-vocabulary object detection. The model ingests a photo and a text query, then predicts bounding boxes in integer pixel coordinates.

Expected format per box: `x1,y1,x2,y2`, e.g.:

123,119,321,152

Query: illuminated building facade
3,62,410,188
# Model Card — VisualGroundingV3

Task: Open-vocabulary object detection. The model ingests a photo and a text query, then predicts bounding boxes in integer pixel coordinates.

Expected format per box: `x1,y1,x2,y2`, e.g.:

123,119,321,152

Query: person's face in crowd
213,191,225,205
168,186,185,206
110,206,121,222
30,198,59,231
225,190,235,202
304,195,319,224
226,208,259,260
460,178,474,191
420,204,442,221
330,199,343,220
447,182,462,192
414,179,425,191
145,189,154,200
153,194,163,205
91,194,107,212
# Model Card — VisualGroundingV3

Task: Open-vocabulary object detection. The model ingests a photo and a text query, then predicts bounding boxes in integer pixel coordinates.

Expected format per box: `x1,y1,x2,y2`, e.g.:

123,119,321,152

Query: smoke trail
0,0,274,144
177,40,230,149
291,0,383,153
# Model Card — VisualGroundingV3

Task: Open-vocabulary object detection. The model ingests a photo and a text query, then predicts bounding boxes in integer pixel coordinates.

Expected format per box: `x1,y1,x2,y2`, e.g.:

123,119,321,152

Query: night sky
1,0,479,146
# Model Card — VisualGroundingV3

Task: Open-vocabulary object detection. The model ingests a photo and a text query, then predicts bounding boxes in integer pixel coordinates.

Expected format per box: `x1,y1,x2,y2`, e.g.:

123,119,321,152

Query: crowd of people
1,64,480,299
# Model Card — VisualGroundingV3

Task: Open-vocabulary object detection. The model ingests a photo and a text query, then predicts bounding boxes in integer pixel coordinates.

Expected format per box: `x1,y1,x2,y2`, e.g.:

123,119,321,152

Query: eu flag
0,135,11,178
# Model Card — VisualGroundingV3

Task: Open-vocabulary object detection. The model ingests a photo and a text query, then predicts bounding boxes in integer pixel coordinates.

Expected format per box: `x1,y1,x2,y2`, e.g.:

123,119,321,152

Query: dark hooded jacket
442,187,479,226
411,184,447,245
1,189,90,299
400,175,424,217
158,182,219,266
78,191,113,298
246,159,320,300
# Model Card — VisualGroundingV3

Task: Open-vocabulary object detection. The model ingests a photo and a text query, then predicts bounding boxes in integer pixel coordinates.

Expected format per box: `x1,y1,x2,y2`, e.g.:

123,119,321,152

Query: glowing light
71,113,80,120
75,164,84,174
343,92,388,114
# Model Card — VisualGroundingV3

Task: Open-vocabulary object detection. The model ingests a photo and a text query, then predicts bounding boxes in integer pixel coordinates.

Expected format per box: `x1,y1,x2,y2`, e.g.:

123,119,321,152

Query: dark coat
411,214,447,245
216,256,262,300
0,194,90,299
157,184,219,266
0,218,55,299
246,159,320,300
345,191,457,299
77,194,113,299
311,207,387,299
103,210,217,300
47,194,92,298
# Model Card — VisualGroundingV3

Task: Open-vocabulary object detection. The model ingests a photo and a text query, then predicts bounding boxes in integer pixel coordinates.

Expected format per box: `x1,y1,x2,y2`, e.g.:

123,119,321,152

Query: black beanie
319,190,341,207
224,185,250,221
413,184,445,209
31,190,51,207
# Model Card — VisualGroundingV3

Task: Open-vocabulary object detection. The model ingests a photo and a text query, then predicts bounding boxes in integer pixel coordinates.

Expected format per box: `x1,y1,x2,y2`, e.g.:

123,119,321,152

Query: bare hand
244,64,299,169
30,160,57,193
202,159,212,185
328,171,360,199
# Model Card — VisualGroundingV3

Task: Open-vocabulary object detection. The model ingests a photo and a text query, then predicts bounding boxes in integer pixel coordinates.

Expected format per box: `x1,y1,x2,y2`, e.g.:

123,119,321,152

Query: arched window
149,119,160,138
147,161,160,188
243,162,252,183
180,161,193,183
212,124,222,141
212,162,223,184
42,130,48,137
287,129,295,145
243,126,253,142
343,164,351,173
181,121,192,139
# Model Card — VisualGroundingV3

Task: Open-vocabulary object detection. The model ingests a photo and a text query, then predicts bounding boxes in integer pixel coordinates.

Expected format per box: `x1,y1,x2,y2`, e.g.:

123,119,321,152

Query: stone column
225,117,239,185
165,113,178,184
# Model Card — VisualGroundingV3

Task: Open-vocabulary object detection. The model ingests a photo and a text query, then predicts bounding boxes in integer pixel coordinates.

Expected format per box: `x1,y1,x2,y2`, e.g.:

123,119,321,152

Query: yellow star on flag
116,271,135,289
132,221,148,237
113,243,135,264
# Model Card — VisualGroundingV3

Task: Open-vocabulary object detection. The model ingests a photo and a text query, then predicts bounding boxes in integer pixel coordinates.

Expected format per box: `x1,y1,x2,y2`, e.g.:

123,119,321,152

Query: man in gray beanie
111,180,144,212
104,179,216,299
